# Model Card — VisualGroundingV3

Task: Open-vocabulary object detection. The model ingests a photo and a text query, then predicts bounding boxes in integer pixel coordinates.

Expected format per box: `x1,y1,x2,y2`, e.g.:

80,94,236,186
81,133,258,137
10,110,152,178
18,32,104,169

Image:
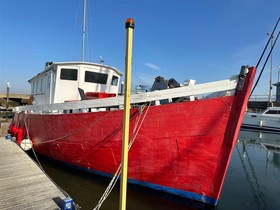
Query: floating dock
0,136,71,210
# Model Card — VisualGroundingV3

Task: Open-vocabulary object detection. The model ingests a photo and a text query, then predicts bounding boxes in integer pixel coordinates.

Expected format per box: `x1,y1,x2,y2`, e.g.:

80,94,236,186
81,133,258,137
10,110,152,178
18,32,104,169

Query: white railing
14,77,238,113
249,95,276,101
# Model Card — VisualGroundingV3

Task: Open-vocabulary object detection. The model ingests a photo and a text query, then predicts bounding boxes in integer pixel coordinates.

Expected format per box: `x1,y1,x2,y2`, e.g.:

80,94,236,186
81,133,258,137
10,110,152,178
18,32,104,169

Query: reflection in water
29,130,280,210
236,139,266,209
238,129,280,169
223,130,280,210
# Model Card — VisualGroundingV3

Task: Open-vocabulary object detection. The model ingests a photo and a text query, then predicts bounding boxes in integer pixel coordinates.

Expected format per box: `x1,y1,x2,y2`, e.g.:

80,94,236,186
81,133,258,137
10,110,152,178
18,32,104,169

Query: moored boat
242,106,280,133
9,59,256,205
7,3,258,204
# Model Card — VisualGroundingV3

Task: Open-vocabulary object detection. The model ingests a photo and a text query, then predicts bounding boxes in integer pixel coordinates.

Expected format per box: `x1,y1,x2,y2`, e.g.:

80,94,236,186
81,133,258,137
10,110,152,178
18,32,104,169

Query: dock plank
0,137,68,210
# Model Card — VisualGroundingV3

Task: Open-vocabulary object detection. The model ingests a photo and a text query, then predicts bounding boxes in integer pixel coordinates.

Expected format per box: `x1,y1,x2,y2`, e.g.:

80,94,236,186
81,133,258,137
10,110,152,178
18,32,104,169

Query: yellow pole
119,18,134,210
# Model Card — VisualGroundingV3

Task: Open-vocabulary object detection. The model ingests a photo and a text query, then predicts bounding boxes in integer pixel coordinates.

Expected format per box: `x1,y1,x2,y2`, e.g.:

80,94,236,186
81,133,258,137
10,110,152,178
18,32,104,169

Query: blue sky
0,0,279,96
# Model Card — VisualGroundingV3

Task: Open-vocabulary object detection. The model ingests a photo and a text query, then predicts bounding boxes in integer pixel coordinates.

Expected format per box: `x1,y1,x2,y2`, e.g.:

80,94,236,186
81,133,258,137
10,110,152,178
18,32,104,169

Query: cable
250,30,280,97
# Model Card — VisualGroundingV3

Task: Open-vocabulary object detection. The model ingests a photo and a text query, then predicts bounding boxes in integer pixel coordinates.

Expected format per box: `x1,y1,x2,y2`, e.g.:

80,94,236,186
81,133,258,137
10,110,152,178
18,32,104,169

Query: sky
0,0,279,97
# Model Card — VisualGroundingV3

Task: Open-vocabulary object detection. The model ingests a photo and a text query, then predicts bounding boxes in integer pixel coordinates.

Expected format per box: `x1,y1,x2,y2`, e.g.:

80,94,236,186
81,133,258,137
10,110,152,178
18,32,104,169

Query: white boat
241,106,280,133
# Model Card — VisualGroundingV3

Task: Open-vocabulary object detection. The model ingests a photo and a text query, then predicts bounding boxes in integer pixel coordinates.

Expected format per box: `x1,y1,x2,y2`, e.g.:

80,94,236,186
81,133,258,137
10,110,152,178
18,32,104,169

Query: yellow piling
119,18,134,210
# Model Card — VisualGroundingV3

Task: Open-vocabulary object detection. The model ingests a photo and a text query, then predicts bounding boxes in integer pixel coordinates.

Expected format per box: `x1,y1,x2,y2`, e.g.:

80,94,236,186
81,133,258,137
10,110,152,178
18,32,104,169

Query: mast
268,35,273,105
82,0,87,62
267,33,274,106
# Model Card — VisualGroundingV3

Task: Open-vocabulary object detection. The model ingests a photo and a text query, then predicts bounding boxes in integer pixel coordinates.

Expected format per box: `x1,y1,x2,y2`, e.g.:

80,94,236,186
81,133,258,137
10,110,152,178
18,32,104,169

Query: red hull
11,67,256,205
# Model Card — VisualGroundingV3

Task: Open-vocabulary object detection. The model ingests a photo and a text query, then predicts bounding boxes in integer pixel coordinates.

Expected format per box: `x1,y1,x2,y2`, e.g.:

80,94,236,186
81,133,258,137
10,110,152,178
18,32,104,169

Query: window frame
60,68,78,81
84,71,108,84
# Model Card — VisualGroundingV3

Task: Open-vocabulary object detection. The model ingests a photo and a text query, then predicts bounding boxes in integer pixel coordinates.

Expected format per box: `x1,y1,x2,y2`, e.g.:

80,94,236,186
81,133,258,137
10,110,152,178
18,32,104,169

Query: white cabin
28,62,123,105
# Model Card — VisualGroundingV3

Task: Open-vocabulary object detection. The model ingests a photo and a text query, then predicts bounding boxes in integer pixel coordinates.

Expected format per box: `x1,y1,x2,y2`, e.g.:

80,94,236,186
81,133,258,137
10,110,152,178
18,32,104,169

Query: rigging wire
255,17,280,69
250,17,280,97
250,30,280,97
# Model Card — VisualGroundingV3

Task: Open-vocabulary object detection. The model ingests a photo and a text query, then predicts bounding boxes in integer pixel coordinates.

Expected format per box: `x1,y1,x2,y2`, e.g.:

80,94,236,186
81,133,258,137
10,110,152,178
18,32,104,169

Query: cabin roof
28,61,123,83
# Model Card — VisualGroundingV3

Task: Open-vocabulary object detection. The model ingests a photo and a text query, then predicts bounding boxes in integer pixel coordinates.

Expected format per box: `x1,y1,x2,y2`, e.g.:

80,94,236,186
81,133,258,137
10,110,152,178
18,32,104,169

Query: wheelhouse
28,62,122,105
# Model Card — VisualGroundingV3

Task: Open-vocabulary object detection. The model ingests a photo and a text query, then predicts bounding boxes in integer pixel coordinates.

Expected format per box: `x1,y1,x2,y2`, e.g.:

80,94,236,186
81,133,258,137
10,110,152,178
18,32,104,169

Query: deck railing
249,95,276,102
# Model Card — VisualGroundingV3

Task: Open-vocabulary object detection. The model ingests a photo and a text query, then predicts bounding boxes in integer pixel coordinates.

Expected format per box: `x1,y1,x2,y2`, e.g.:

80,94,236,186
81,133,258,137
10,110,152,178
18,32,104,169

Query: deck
0,136,71,210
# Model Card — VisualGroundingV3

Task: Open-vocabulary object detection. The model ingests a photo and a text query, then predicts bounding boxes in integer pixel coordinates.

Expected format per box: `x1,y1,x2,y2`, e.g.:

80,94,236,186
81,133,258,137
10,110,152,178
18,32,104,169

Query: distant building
0,93,30,107
273,82,280,102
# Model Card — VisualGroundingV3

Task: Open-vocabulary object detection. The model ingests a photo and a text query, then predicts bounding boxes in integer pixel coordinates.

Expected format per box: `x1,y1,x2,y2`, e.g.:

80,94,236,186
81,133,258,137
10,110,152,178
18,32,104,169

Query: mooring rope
23,112,82,210
23,112,44,170
92,102,151,210
21,102,151,210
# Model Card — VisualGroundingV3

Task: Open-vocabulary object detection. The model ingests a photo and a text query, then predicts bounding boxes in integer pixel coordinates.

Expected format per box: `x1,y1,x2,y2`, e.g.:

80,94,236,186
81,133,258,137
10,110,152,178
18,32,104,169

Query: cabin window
60,69,78,81
85,71,108,84
266,110,280,114
36,80,39,92
47,75,51,89
111,75,118,86
32,83,35,93
40,78,44,92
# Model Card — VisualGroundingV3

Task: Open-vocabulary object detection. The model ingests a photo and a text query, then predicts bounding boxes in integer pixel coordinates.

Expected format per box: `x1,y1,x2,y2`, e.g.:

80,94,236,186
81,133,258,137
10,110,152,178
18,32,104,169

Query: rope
34,111,113,145
21,102,151,210
23,113,44,170
93,102,151,210
23,112,82,210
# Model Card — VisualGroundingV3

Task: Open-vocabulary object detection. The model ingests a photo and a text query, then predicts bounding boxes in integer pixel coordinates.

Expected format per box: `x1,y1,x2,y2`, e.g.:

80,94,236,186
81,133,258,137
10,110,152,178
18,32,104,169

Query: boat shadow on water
27,152,216,210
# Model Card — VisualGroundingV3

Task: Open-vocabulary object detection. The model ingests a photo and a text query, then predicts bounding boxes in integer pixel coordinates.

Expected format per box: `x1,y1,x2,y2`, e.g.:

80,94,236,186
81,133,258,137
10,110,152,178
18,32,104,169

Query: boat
241,106,280,133
9,61,256,206
7,2,257,205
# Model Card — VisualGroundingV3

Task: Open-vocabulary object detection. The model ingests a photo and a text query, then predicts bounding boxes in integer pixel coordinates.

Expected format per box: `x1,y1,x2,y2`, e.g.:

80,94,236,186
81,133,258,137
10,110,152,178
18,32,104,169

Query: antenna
100,56,104,64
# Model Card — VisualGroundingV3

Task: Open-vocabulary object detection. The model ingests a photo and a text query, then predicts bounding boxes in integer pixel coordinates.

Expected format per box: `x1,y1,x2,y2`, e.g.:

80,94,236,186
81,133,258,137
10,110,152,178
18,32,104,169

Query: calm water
33,130,280,210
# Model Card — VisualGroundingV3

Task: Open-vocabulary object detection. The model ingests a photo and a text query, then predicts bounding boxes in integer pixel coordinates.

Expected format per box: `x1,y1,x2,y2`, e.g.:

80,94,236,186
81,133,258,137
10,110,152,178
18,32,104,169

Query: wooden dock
0,136,71,210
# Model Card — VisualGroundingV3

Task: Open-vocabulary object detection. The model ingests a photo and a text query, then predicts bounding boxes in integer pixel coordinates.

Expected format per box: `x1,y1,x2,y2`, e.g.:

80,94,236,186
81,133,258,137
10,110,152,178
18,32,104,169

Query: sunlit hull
10,67,256,206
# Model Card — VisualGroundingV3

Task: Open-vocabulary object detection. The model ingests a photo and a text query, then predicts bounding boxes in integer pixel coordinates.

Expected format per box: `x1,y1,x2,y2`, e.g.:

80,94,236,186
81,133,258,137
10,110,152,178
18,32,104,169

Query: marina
0,1,279,209
3,13,280,210
0,135,73,210
23,130,280,210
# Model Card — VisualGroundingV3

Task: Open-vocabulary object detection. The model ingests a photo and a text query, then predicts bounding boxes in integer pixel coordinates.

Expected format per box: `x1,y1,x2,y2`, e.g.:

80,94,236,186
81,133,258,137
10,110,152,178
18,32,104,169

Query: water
218,130,280,210
34,130,280,210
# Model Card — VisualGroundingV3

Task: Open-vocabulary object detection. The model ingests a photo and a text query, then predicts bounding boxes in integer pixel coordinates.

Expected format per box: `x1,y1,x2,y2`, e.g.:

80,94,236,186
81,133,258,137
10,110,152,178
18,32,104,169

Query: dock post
119,18,134,210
